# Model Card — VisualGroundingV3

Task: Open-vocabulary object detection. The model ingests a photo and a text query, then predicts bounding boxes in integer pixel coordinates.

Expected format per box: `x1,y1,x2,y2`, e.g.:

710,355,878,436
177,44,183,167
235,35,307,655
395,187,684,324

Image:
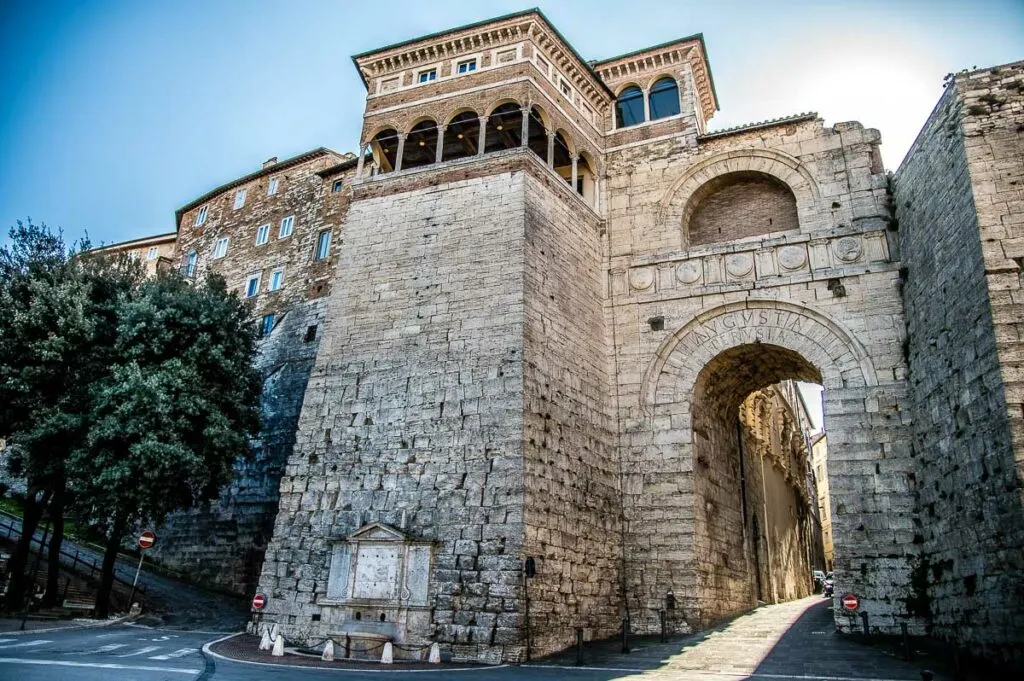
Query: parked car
813,570,826,590
822,572,835,598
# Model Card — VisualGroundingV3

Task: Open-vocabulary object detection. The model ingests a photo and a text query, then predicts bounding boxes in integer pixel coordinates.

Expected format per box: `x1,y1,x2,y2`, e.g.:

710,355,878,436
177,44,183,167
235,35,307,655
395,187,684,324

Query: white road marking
520,666,921,681
0,657,200,674
87,643,127,653
116,645,161,657
0,639,14,644
0,640,51,650
149,647,198,660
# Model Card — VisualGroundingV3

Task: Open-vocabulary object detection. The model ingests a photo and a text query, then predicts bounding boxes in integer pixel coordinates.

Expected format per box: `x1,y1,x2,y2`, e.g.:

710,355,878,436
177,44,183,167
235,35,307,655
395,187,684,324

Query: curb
201,633,507,674
0,611,135,636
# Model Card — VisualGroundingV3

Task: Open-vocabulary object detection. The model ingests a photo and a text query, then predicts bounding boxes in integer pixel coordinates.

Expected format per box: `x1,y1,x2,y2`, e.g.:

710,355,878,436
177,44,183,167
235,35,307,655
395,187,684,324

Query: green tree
69,270,262,617
0,220,141,609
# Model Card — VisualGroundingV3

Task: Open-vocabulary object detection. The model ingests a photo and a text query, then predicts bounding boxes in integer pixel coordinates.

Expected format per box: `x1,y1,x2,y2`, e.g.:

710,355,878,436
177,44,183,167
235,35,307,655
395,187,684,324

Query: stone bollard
272,634,285,657
269,623,280,642
381,641,394,664
322,639,334,662
129,602,142,617
259,630,273,651
428,642,441,664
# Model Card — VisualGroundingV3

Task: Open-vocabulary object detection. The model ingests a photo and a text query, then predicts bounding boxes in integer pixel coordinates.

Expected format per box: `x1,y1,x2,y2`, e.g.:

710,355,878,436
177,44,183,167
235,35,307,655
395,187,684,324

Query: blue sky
1,0,1022,247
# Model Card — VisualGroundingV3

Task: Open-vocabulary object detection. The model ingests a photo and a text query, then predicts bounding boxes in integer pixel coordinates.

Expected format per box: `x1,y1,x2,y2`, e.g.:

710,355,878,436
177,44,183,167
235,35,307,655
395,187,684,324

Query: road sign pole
128,552,144,607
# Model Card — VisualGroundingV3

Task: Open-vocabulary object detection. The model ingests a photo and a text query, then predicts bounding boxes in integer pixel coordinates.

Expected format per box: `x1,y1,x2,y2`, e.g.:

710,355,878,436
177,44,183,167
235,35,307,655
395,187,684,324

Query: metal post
344,633,351,659
575,627,583,666
524,571,531,662
901,622,910,660
860,610,869,637
621,616,630,653
660,609,667,642
128,552,144,607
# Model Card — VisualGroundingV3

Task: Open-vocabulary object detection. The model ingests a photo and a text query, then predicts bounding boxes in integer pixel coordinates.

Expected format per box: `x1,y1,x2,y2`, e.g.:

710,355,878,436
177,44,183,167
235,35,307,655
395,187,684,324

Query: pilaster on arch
656,148,822,239
640,299,876,410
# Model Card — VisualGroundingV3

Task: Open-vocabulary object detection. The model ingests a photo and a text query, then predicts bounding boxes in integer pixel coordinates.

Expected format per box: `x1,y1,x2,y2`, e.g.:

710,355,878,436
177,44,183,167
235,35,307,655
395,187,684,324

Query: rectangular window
332,179,344,193
315,230,331,260
268,268,284,291
146,246,159,260
267,176,279,196
255,223,270,245
559,78,572,97
418,69,436,83
212,237,229,259
194,206,208,226
245,273,261,298
457,59,477,74
261,314,275,338
278,215,294,239
185,250,198,277
233,188,247,209
304,324,318,343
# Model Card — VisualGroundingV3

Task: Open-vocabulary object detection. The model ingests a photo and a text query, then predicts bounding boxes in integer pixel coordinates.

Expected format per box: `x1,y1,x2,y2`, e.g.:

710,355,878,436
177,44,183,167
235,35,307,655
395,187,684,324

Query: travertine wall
894,62,1024,661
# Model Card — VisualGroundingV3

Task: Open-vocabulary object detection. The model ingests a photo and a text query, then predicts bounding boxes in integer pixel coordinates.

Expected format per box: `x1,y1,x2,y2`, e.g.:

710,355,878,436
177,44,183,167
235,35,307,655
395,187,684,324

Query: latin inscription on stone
327,544,352,600
353,546,400,601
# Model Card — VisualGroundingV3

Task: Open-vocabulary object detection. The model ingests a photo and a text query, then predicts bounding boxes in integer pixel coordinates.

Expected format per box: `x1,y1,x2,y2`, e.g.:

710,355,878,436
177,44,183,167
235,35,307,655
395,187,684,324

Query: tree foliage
0,220,262,615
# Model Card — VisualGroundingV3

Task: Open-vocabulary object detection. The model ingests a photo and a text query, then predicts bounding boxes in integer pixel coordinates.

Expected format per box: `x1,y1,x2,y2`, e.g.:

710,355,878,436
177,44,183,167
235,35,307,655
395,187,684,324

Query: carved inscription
670,307,831,361
353,546,400,601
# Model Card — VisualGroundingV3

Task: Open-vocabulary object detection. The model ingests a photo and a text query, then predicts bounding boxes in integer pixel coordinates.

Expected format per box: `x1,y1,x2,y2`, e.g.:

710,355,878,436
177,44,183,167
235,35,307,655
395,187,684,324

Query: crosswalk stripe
149,647,197,660
0,640,51,650
116,645,160,657
88,643,127,653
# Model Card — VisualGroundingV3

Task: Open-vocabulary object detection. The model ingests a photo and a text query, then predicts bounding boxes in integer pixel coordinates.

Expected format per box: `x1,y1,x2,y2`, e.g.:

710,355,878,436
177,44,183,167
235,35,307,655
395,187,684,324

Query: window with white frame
255,223,270,245
260,314,275,338
267,176,279,196
314,230,331,260
418,68,437,83
185,250,198,277
233,188,247,209
456,59,477,74
146,246,159,260
268,268,284,291
245,273,261,298
194,206,208,226
278,215,294,239
559,78,572,98
212,237,229,259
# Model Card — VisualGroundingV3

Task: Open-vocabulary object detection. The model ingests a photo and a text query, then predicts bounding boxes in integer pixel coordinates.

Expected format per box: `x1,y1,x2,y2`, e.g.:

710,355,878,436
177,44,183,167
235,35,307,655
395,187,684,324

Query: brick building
96,9,1022,667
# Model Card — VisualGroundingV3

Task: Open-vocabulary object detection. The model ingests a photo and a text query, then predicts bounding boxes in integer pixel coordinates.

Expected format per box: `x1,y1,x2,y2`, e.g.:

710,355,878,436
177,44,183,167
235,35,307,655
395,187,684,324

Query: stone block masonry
894,61,1024,664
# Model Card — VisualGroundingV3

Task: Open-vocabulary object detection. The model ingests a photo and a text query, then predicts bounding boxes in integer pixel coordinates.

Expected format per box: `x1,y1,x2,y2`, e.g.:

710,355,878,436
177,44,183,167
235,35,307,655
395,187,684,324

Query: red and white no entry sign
841,593,859,611
138,530,156,550
252,593,267,610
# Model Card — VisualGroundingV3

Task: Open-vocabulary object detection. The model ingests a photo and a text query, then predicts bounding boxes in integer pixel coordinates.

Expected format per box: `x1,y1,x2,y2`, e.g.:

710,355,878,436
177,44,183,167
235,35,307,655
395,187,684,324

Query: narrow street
0,596,945,681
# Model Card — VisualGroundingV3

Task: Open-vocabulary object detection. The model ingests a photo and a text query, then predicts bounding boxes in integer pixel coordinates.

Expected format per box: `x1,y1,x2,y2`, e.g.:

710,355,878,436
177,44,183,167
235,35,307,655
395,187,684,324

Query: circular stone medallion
777,245,808,271
629,267,655,290
834,236,862,262
676,260,702,285
725,253,754,278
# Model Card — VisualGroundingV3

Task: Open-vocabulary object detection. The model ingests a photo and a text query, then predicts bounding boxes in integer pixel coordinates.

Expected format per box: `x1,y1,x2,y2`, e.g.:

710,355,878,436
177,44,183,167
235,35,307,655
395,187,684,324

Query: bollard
272,634,284,657
381,641,394,664
660,609,667,643
259,629,273,651
344,633,351,659
428,642,441,664
621,617,630,654
322,639,334,662
575,627,584,666
860,611,869,637
901,623,911,660
270,623,280,642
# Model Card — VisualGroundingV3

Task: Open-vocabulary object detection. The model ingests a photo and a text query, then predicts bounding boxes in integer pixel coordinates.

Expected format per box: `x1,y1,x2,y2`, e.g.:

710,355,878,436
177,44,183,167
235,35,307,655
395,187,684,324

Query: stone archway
623,299,918,637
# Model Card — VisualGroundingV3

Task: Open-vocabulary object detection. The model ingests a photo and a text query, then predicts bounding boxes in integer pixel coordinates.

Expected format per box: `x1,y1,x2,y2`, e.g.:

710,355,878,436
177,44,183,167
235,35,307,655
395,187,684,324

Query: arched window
484,104,524,153
441,112,480,162
648,77,680,120
615,86,645,128
402,120,439,171
370,128,399,173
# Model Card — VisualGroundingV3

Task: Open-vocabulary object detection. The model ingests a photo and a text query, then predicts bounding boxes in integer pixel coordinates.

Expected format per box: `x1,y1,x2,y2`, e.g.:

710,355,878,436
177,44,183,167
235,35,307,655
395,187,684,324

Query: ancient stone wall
258,161,532,662
894,62,1024,661
521,171,621,654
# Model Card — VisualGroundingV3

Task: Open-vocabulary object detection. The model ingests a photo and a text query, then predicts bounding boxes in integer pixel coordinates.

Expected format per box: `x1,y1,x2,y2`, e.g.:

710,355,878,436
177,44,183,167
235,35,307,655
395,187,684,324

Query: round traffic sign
841,593,859,611
252,593,267,610
138,530,156,550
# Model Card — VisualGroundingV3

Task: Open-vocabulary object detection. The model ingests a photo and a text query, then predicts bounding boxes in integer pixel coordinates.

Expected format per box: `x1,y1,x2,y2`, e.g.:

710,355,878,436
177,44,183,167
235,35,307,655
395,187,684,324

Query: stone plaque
353,546,400,601
834,236,862,262
327,544,352,600
405,545,431,605
725,253,754,278
676,260,702,285
777,245,807,271
629,267,655,291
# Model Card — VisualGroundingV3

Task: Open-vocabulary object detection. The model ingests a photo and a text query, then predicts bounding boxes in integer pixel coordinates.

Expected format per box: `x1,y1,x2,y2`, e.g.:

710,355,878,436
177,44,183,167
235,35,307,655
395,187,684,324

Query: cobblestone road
534,596,947,680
